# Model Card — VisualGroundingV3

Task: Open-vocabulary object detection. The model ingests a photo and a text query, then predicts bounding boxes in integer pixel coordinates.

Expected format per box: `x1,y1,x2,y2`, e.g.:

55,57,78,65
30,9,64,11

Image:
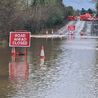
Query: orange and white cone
40,46,45,65
40,46,45,59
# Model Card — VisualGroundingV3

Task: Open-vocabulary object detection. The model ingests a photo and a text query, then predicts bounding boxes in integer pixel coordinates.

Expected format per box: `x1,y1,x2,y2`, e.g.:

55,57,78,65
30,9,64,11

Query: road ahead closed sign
67,25,75,31
9,32,31,47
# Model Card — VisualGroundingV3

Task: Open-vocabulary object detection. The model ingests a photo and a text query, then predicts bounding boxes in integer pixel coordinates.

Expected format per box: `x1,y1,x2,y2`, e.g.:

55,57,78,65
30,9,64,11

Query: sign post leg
11,47,16,62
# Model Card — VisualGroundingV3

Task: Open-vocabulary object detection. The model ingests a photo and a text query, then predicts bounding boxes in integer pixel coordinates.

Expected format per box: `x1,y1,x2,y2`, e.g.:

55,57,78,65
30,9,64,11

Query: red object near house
68,16,77,21
80,13,92,21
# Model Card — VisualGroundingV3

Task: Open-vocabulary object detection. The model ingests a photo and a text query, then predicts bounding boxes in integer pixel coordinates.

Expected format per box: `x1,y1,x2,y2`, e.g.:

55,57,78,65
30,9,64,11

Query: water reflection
9,54,29,81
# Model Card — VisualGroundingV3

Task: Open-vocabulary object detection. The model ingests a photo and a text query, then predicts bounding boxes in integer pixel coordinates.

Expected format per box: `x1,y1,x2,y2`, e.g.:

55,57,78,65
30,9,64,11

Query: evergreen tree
81,8,86,15
87,8,93,14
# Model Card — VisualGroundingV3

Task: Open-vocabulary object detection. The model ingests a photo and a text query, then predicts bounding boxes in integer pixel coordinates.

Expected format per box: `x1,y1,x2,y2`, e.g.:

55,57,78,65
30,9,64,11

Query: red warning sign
9,32,31,47
67,25,75,31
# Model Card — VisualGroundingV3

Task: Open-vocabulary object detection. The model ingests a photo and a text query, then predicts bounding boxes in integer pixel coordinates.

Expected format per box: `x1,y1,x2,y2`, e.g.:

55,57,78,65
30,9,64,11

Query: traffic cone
40,46,45,65
46,30,48,35
40,46,45,59
52,29,54,34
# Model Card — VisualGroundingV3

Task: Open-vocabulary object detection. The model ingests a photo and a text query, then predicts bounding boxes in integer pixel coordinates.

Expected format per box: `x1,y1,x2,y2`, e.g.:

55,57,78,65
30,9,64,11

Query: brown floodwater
0,36,98,98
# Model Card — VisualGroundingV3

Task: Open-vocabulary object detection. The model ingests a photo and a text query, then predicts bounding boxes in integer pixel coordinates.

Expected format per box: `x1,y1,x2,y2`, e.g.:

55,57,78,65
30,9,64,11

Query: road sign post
9,31,31,57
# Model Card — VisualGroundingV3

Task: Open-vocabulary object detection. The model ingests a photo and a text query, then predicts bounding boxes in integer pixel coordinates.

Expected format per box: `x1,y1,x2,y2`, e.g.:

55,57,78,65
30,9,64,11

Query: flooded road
0,21,98,98
0,37,97,98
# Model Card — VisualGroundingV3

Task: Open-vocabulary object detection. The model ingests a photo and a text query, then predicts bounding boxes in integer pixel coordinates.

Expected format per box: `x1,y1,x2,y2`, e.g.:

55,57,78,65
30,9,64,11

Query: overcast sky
63,0,96,10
